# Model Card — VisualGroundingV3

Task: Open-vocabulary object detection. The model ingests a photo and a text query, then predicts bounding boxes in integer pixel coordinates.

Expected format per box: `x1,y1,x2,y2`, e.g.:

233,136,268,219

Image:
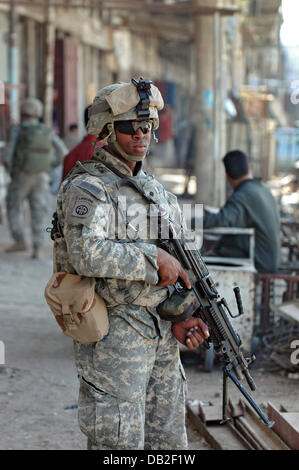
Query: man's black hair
69,123,78,132
223,150,249,180
84,105,91,128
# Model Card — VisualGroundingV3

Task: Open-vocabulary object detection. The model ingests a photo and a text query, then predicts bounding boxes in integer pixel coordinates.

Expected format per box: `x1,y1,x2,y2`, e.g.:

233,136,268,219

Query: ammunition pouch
157,285,200,324
44,272,109,344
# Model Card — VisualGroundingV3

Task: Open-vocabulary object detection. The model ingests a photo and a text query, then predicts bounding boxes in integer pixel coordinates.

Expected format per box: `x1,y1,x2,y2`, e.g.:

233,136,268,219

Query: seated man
202,150,281,273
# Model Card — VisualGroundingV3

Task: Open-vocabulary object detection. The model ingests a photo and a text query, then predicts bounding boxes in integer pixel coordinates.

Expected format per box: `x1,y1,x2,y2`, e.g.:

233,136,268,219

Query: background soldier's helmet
21,97,44,118
87,79,164,138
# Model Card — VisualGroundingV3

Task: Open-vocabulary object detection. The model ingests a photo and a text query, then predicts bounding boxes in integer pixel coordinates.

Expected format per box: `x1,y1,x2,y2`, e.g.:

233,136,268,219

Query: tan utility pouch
44,272,109,344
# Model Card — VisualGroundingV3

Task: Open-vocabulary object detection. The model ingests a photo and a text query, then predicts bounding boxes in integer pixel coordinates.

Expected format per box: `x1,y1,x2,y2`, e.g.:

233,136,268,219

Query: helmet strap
101,123,116,147
105,121,147,162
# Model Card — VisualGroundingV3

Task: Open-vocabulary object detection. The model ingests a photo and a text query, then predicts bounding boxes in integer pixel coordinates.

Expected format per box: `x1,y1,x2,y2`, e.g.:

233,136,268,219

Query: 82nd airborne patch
72,197,94,218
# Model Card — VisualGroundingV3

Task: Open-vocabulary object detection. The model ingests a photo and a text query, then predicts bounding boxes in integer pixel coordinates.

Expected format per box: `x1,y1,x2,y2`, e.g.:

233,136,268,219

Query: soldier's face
115,121,151,156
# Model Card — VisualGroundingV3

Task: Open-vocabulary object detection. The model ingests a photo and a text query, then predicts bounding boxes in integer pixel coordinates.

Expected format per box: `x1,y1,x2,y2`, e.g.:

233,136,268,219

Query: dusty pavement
0,213,298,451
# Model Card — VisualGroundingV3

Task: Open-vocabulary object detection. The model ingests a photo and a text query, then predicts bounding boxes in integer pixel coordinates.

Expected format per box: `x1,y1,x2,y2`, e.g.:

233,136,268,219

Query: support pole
27,18,37,98
8,0,19,124
44,0,56,127
194,1,235,206
194,7,214,205
213,11,221,207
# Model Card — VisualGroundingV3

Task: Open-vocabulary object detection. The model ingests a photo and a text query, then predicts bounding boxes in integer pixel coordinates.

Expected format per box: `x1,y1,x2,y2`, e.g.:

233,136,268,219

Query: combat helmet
21,97,43,118
87,78,164,162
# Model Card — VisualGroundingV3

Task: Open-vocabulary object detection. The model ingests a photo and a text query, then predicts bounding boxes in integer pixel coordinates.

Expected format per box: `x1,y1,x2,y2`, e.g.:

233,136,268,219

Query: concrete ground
0,204,298,451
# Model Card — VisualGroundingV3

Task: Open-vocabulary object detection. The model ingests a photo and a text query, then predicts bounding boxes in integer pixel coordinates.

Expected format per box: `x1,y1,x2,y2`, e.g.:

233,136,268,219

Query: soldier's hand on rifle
157,248,191,289
172,317,209,350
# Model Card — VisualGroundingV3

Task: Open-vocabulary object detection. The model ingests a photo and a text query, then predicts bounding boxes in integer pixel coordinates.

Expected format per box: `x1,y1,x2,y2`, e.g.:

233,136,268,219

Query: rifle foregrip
234,287,244,316
243,369,256,391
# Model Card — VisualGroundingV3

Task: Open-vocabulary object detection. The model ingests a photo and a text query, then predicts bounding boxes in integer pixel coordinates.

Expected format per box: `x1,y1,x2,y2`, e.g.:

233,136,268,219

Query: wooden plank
282,413,299,431
268,402,299,450
234,418,263,450
226,420,255,450
206,422,250,450
186,401,249,450
238,416,276,450
198,404,223,423
229,399,245,418
186,402,222,450
241,401,290,450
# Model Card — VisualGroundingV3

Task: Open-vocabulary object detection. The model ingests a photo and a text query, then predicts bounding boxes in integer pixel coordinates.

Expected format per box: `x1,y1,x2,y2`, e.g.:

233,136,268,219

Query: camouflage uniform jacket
54,147,184,341
3,119,68,174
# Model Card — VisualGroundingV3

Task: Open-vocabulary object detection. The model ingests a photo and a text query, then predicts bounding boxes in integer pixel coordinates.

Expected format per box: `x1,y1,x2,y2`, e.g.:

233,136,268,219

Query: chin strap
101,123,115,147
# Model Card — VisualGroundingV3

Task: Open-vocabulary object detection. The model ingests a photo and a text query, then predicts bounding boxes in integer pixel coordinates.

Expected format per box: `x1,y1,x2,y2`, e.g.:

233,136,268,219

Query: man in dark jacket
203,150,281,273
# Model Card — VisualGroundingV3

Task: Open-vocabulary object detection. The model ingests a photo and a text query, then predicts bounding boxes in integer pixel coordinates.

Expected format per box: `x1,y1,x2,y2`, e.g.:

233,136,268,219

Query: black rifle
158,221,274,427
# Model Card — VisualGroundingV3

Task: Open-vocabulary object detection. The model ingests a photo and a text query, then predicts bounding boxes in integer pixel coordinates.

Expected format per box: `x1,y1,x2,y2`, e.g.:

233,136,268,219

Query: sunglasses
115,120,152,135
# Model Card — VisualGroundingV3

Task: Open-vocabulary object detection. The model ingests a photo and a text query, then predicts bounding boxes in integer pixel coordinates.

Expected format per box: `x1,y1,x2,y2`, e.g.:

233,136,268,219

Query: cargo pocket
78,379,120,449
78,380,96,440
94,392,121,449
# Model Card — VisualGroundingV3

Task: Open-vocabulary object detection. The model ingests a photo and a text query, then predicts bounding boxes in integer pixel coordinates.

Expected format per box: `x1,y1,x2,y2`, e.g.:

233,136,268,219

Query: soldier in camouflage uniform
54,79,209,450
5,98,67,258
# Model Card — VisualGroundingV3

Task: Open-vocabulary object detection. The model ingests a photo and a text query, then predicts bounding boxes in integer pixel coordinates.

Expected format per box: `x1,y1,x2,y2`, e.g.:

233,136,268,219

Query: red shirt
62,134,97,181
158,109,174,143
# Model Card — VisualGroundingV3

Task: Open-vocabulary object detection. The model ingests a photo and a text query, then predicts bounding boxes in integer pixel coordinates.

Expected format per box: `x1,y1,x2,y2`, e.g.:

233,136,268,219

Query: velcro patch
72,197,94,218
75,181,106,201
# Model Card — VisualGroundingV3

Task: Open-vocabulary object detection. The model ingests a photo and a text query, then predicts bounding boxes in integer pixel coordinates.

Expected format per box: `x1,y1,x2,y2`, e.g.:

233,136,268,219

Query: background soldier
4,97,67,258
53,79,209,450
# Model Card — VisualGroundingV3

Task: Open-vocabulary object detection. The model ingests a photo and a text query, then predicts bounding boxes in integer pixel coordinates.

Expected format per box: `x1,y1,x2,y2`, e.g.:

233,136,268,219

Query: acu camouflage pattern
78,314,187,450
87,81,164,136
55,146,186,313
5,119,67,247
55,147,188,450
6,171,50,247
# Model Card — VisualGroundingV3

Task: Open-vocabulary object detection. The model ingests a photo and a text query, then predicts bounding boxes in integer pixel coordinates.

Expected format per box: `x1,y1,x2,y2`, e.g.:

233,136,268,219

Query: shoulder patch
71,197,94,218
75,181,106,202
